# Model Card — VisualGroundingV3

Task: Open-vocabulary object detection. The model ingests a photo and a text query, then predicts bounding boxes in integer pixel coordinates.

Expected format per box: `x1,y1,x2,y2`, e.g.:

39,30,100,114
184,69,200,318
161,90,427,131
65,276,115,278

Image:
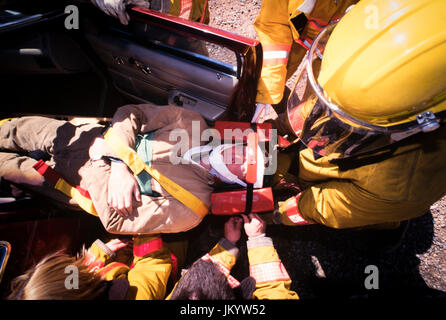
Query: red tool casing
211,188,274,215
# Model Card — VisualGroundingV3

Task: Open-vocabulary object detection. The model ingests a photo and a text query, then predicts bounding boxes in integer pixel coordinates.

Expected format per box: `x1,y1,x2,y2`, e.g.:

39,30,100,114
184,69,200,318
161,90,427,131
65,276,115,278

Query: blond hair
7,250,106,300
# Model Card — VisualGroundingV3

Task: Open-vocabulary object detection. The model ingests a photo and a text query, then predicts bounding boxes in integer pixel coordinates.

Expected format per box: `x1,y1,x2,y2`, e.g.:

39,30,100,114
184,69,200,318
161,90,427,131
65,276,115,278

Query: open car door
0,3,262,123
84,5,262,122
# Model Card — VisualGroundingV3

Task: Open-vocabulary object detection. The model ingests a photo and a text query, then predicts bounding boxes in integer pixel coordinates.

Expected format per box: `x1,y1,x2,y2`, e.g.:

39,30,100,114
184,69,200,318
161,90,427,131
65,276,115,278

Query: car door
83,5,262,123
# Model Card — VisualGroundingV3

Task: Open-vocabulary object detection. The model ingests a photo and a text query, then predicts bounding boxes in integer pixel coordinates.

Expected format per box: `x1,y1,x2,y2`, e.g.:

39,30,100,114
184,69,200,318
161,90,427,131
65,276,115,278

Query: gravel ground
201,0,446,298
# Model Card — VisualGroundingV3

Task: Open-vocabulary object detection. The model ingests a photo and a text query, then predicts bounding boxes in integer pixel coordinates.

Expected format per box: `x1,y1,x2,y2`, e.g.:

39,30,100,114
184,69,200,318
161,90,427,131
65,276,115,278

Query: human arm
242,213,299,299
84,238,132,278
89,138,141,217
84,235,172,299
277,145,430,229
101,104,205,217
281,180,427,229
107,160,141,217
87,104,211,234
165,218,241,300
197,217,242,279
126,235,173,300
106,103,206,153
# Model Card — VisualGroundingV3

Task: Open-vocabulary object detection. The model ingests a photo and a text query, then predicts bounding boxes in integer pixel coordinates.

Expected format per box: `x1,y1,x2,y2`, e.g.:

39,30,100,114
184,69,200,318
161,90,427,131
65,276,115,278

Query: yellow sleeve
206,238,239,271
247,236,299,300
84,239,134,281
297,180,426,229
84,239,137,281
98,262,131,281
84,239,117,272
290,141,439,229
254,0,298,104
125,235,173,300
87,240,114,263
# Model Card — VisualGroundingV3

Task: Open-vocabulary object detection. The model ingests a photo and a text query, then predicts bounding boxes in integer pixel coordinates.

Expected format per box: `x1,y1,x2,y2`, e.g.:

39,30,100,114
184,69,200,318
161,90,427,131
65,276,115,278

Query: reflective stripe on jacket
247,236,299,299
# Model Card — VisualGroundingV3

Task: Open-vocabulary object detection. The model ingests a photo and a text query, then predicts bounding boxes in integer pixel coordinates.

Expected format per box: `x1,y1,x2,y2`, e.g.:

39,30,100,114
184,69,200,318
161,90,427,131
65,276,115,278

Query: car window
125,24,237,75
126,22,238,76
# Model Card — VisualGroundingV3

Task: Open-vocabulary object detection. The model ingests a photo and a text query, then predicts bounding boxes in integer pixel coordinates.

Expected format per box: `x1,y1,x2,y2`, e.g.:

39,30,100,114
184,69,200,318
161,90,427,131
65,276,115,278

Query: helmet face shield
287,23,394,158
286,21,439,158
287,92,392,158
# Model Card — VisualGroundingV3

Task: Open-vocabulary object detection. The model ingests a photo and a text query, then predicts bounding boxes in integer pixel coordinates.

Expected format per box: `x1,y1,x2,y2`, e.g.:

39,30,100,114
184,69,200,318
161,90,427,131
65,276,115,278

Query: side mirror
0,241,11,284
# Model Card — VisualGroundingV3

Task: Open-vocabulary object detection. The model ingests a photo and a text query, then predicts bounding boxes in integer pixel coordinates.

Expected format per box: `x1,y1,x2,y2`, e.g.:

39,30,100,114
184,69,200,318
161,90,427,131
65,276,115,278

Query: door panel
85,6,262,123
87,32,236,121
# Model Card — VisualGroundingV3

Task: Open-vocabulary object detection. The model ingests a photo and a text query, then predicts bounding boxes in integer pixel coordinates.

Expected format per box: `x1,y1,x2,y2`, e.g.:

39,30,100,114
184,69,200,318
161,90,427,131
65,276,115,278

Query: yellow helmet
317,0,446,130
287,0,446,158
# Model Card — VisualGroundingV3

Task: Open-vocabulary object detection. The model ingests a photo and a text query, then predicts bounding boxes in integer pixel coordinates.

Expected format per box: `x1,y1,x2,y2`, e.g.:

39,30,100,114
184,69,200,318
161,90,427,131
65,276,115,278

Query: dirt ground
199,0,446,298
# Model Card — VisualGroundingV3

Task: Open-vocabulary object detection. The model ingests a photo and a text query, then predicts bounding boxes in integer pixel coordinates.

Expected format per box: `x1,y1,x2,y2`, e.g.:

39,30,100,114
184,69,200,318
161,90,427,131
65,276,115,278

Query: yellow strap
54,178,99,216
0,118,13,126
103,127,209,218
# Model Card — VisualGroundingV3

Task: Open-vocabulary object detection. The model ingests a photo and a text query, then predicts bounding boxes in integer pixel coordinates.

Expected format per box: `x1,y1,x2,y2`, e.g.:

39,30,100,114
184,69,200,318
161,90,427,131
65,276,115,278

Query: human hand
89,137,115,161
107,161,141,217
242,213,266,238
224,216,243,244
106,238,132,252
91,0,150,25
251,103,273,123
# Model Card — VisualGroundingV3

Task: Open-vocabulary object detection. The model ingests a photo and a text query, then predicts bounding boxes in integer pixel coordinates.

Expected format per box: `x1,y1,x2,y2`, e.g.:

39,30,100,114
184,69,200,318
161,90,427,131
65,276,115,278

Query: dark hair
170,259,235,300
